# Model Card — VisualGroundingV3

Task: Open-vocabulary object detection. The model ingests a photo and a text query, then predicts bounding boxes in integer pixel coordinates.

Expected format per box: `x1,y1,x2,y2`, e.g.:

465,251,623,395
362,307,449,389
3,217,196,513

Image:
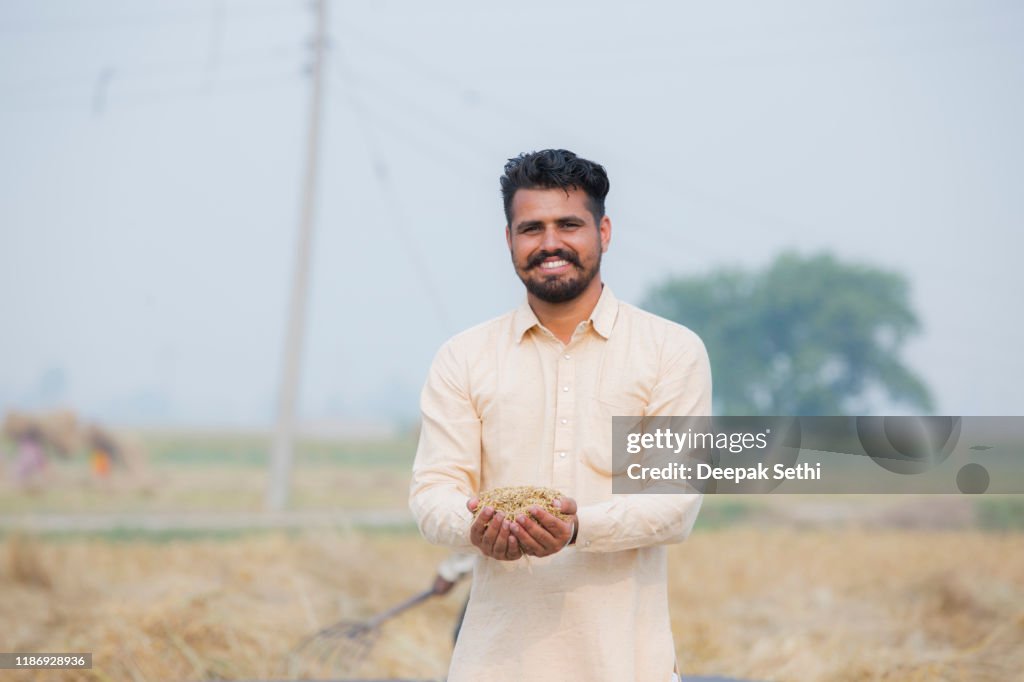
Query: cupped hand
467,497,524,561
509,496,577,557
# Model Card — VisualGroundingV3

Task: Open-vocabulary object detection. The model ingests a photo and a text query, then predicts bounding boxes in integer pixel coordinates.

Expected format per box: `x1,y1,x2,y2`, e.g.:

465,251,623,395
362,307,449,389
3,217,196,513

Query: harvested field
1,527,1021,682
0,433,415,514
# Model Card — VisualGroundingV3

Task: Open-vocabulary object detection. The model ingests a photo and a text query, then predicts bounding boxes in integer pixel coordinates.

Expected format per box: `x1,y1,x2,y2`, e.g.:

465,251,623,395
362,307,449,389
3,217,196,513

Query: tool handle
365,588,436,628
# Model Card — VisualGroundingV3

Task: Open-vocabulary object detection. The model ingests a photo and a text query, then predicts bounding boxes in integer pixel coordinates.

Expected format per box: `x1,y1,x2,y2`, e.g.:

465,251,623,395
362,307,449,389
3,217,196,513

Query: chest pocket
581,394,646,477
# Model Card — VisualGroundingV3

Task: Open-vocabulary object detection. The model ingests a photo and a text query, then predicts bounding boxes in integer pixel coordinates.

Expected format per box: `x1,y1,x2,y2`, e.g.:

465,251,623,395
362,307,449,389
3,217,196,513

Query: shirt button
561,418,568,424
559,451,566,458
562,386,569,392
563,354,571,360
585,540,592,547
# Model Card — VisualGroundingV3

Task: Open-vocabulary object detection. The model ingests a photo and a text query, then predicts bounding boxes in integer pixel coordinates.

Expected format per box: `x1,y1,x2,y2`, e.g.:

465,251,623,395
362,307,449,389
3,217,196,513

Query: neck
528,277,604,345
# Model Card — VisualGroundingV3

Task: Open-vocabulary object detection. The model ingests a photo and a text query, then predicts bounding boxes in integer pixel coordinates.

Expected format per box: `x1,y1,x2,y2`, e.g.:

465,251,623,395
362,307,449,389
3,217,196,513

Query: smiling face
506,187,611,304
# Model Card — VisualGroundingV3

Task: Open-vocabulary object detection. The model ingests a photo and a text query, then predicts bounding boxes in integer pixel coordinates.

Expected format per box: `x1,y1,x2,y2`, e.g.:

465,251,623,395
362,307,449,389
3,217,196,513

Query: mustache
527,250,581,270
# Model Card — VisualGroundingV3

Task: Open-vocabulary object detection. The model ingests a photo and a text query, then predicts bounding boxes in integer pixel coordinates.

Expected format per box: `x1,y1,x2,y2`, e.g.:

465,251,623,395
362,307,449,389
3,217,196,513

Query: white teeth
540,259,569,269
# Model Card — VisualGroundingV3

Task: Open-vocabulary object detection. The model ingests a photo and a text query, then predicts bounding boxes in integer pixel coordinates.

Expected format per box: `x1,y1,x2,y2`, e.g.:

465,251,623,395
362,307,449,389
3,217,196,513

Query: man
410,149,711,681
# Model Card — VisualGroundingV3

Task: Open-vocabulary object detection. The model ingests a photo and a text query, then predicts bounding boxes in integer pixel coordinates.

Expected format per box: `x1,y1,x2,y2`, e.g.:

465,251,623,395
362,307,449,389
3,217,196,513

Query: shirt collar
513,284,620,343
590,284,619,339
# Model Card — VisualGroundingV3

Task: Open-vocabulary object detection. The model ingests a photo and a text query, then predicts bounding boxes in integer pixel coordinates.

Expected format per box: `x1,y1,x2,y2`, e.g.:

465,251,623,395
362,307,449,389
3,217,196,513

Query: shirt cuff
573,505,601,551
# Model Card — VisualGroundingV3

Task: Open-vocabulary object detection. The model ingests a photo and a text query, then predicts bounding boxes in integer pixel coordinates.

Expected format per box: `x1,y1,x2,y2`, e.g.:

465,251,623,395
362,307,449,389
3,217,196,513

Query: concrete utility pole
266,0,327,511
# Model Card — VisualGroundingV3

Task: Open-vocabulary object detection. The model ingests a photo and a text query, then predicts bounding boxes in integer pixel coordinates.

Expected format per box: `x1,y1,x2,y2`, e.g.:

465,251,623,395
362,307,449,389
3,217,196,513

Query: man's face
506,187,611,304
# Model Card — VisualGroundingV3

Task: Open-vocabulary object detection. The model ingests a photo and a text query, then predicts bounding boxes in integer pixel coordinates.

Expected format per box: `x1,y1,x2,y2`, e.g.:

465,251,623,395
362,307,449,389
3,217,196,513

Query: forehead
509,187,593,225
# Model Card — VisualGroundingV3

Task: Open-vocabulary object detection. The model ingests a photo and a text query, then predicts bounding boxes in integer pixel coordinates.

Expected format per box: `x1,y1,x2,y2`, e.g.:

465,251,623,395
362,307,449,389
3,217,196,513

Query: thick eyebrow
513,215,588,232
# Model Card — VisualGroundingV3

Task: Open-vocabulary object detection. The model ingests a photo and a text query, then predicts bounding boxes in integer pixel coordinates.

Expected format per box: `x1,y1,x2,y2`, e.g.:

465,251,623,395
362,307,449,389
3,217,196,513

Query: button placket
552,342,576,488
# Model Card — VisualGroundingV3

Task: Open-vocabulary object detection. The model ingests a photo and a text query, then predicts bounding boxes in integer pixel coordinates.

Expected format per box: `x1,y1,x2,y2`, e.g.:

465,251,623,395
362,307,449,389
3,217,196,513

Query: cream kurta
410,285,711,682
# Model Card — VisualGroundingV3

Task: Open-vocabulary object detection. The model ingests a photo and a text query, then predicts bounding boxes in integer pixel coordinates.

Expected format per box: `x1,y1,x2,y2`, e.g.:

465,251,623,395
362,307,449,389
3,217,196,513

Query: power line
339,69,507,160
339,25,557,138
334,51,453,335
330,35,771,262
1,42,306,100
329,80,484,175
0,70,304,115
0,0,303,35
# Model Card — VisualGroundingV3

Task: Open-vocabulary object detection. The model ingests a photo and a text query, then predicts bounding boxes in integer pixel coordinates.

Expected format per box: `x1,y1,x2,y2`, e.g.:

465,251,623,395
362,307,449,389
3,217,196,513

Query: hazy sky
2,0,1022,426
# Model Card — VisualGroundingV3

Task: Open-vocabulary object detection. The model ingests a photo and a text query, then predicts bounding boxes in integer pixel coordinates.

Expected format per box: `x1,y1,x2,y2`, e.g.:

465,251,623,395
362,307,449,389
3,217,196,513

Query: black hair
500,149,610,224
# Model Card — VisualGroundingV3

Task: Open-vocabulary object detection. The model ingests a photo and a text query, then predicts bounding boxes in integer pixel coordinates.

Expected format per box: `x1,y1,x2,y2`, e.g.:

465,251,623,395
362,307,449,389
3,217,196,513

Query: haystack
2,408,80,455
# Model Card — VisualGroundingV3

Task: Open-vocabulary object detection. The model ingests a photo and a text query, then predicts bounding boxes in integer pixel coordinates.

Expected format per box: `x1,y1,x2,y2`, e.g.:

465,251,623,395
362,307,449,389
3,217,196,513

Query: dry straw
474,485,571,523
7,533,52,589
1,526,1022,681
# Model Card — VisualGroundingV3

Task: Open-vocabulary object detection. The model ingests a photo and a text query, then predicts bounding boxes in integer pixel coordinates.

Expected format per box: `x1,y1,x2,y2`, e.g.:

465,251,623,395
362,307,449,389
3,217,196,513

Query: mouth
540,258,570,270
532,256,576,274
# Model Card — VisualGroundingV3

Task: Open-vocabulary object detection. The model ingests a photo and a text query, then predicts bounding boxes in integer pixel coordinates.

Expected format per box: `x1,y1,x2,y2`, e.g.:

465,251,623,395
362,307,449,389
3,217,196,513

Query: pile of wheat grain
474,486,570,523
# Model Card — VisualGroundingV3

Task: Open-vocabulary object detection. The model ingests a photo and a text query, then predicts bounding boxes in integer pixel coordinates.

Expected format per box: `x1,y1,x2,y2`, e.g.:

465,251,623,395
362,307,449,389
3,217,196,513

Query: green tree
642,252,933,415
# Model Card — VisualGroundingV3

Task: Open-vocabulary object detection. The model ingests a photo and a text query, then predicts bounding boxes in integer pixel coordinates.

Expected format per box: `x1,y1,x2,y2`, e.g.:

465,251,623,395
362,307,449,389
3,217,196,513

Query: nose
540,225,563,251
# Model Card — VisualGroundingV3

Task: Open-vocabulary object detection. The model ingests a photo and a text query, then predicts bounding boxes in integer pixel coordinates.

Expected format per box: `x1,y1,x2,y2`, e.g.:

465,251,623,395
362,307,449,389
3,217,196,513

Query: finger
553,496,577,516
492,518,511,559
469,506,492,546
532,506,571,540
514,513,557,553
469,506,493,547
506,533,523,560
481,511,504,552
467,497,480,512
510,518,545,555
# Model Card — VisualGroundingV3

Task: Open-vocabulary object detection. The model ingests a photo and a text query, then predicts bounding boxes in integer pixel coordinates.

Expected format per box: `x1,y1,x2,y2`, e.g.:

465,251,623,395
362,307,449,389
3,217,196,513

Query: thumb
554,497,578,516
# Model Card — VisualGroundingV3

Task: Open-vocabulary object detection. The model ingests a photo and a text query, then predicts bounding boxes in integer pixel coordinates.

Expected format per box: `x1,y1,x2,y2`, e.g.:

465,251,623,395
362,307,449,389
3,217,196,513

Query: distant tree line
643,252,933,416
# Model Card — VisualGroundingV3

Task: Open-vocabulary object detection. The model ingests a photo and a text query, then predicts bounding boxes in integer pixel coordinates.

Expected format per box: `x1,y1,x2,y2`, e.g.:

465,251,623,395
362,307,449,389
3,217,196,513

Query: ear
505,225,512,251
599,215,612,253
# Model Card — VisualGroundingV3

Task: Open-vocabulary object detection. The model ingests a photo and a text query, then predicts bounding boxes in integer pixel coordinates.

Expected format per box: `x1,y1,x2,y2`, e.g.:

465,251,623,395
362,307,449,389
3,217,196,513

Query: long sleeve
409,340,481,548
574,327,711,553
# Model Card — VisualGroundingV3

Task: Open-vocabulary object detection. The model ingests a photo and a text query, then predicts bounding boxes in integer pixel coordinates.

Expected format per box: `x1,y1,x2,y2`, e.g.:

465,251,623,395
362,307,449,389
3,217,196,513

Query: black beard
518,252,601,303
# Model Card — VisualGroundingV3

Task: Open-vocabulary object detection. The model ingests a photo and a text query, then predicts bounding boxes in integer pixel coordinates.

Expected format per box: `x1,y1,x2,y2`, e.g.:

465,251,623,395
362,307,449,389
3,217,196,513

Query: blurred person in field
86,424,121,479
409,150,710,682
14,425,48,487
429,552,475,645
